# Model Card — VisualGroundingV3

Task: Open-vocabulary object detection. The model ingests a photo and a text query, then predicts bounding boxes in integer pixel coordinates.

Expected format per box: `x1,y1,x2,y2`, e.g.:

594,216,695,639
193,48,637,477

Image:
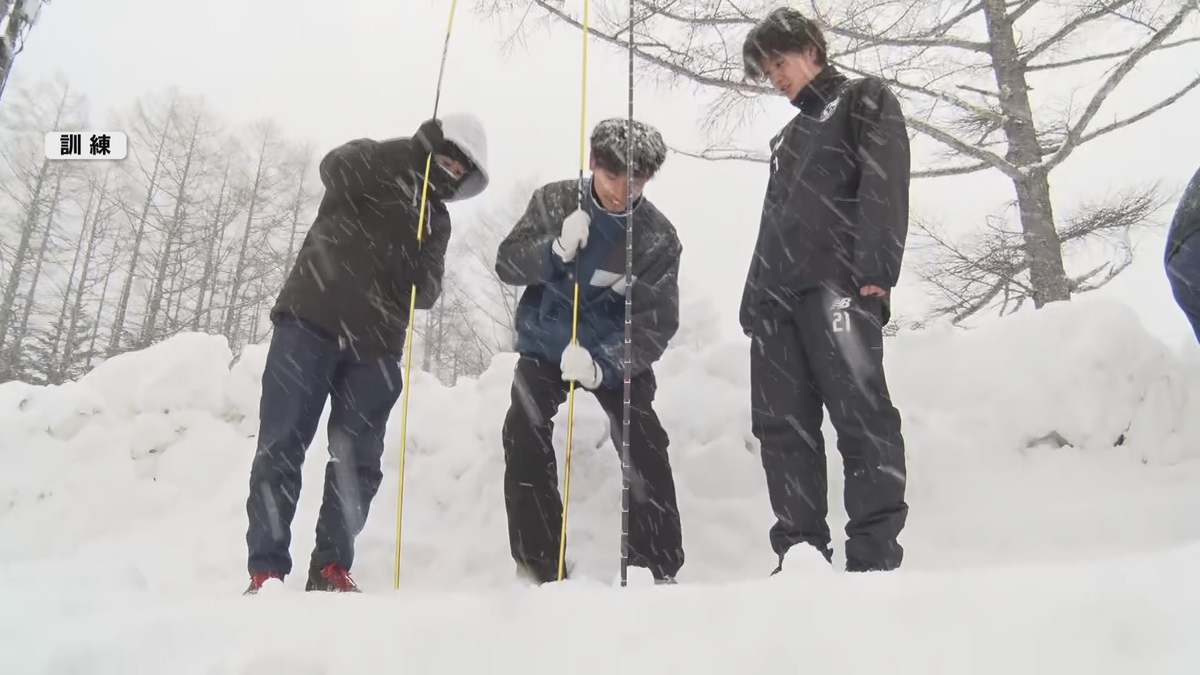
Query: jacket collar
584,177,644,220
790,65,849,117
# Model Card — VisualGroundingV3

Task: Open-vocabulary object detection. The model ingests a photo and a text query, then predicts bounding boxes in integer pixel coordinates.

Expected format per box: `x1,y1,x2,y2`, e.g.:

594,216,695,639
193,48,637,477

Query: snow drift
3,296,1200,672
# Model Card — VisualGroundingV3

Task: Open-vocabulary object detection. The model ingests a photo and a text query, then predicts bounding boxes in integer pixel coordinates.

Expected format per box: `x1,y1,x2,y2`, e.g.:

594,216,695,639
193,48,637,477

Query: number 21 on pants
829,296,852,333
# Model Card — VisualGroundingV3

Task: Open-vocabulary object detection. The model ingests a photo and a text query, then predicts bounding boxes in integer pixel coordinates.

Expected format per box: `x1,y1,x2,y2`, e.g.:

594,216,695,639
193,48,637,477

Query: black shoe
516,559,571,584
654,575,677,585
305,562,361,592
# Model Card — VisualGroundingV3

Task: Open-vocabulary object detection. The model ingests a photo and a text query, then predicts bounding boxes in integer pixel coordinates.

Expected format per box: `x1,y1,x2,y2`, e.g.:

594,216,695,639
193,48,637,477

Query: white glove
560,343,603,389
552,209,590,263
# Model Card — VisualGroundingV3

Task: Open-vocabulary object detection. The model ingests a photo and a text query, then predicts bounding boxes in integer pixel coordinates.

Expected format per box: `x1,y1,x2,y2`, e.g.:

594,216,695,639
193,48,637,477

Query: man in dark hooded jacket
1165,165,1200,344
740,8,910,575
494,118,685,584
244,113,489,594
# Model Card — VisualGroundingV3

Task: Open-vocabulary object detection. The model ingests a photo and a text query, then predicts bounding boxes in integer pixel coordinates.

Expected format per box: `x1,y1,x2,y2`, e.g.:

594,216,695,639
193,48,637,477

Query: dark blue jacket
495,178,682,388
1166,165,1200,264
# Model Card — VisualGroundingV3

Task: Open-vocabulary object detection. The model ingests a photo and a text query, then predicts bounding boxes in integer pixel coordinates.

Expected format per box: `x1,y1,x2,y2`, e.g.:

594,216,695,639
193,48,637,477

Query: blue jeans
1167,233,1200,345
245,315,402,577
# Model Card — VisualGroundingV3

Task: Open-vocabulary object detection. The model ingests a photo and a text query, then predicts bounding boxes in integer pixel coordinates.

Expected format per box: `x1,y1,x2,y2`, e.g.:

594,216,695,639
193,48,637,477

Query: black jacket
496,179,682,385
272,138,450,358
740,66,910,335
1165,165,1200,264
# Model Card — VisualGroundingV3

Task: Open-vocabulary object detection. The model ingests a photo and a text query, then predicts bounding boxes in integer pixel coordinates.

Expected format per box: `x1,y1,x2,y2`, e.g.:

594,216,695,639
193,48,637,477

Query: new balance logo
829,297,852,311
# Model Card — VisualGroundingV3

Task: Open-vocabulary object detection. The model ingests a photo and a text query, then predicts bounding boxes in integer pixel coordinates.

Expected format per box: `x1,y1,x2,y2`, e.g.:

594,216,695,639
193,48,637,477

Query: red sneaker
305,563,361,593
244,570,282,595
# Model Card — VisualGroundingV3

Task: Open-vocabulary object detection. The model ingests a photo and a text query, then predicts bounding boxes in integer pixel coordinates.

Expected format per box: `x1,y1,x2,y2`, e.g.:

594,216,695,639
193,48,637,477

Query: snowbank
3,295,1200,672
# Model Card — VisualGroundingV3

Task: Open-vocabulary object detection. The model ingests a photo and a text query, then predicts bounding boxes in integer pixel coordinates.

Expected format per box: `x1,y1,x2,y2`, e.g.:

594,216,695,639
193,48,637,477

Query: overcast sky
9,0,1200,343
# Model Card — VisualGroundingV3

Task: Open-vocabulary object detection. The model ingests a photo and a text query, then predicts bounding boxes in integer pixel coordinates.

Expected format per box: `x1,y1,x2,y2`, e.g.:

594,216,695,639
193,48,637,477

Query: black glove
414,119,444,157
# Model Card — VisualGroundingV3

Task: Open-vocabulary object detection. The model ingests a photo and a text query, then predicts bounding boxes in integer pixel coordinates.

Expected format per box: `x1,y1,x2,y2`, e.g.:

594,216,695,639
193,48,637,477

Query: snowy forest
0,76,534,387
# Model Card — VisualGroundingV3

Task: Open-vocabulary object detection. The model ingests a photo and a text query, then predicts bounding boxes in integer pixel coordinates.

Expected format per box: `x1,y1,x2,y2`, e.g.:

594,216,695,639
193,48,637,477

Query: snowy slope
3,296,1200,673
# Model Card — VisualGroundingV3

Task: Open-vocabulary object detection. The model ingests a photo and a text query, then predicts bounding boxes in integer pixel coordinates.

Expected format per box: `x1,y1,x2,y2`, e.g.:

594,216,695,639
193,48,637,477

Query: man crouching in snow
494,118,685,584
740,8,910,575
243,114,489,594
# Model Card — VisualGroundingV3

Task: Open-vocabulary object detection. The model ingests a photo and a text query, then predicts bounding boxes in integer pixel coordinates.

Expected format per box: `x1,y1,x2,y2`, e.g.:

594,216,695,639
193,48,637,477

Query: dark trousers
749,285,908,572
501,354,684,581
1167,233,1200,345
245,315,402,577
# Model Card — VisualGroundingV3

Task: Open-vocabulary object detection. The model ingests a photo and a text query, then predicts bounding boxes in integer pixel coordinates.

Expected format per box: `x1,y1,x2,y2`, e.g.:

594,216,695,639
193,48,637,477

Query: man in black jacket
740,8,910,575
244,113,489,594
1165,165,1200,344
494,118,685,584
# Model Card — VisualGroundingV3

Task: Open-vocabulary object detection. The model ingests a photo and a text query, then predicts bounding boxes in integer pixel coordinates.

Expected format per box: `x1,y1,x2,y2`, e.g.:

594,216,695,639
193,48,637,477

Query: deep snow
3,295,1200,672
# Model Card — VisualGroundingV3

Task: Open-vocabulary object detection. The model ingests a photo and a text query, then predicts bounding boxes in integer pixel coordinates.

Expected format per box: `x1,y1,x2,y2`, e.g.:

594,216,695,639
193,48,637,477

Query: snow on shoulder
2,296,1200,672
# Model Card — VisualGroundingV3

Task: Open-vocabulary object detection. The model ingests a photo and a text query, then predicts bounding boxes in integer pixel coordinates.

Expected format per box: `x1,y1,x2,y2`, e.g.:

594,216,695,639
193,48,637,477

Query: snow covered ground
3,295,1200,673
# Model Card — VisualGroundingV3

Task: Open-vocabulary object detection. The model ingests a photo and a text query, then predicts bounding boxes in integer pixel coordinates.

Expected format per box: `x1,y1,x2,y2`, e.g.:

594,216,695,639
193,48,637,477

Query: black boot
516,559,572,584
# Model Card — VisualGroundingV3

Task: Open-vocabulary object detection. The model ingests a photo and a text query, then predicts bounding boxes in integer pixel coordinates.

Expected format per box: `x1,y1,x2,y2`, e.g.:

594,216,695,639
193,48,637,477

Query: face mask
426,161,464,199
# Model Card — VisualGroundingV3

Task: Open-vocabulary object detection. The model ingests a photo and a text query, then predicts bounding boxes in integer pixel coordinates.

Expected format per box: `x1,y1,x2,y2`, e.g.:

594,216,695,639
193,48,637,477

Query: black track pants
501,354,684,581
749,285,908,572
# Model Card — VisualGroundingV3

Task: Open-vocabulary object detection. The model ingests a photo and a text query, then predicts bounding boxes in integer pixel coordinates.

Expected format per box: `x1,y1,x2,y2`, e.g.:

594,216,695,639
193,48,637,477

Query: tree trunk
0,156,48,350
195,163,230,331
88,233,123,369
285,157,309,268
5,165,65,378
109,104,173,355
142,110,202,346
223,131,272,340
982,0,1070,306
65,171,110,374
48,180,95,382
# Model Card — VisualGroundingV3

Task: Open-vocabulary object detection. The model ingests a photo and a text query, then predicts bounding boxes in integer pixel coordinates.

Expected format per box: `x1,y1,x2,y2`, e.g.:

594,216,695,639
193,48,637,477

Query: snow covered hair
590,118,667,180
742,7,828,81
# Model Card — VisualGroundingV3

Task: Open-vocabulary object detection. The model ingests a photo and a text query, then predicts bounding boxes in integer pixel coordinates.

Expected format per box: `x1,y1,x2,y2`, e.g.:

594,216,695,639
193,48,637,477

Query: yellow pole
395,0,459,590
557,0,590,583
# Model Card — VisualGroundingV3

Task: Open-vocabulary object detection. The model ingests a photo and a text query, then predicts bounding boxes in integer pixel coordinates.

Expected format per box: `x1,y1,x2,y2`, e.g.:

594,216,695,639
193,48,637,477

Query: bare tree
57,166,114,381
0,0,48,105
915,182,1167,319
0,72,321,384
139,92,219,346
478,0,1200,319
106,89,179,355
0,76,85,380
280,142,315,270
460,180,542,353
221,119,287,345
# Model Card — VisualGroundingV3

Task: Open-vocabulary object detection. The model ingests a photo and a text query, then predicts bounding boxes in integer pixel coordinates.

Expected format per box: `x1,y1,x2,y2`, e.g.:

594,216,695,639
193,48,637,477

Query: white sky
9,0,1200,343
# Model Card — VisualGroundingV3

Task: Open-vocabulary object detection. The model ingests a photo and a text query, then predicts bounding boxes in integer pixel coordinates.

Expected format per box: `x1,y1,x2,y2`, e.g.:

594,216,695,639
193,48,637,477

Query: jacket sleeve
739,239,765,337
592,234,682,388
495,183,573,286
851,79,911,289
413,210,452,311
318,139,397,199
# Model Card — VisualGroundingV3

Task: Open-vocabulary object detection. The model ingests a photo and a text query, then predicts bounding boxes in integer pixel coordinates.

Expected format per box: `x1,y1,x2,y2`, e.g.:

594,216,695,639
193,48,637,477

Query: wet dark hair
742,7,828,81
590,118,667,180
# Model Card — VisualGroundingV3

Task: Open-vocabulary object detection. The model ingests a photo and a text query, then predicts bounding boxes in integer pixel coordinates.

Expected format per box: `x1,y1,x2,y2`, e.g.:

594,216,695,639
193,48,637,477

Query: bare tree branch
670,145,768,162
1026,35,1200,71
1076,73,1200,145
1040,0,1198,172
913,160,994,178
1020,0,1139,64
1007,0,1043,22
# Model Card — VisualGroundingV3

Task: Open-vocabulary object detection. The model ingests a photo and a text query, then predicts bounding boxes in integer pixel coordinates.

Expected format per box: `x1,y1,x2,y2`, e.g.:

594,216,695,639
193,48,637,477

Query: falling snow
3,296,1200,670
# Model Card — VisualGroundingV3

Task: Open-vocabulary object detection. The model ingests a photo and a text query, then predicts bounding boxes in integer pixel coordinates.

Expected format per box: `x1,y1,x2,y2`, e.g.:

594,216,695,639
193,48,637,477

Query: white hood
439,112,489,201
